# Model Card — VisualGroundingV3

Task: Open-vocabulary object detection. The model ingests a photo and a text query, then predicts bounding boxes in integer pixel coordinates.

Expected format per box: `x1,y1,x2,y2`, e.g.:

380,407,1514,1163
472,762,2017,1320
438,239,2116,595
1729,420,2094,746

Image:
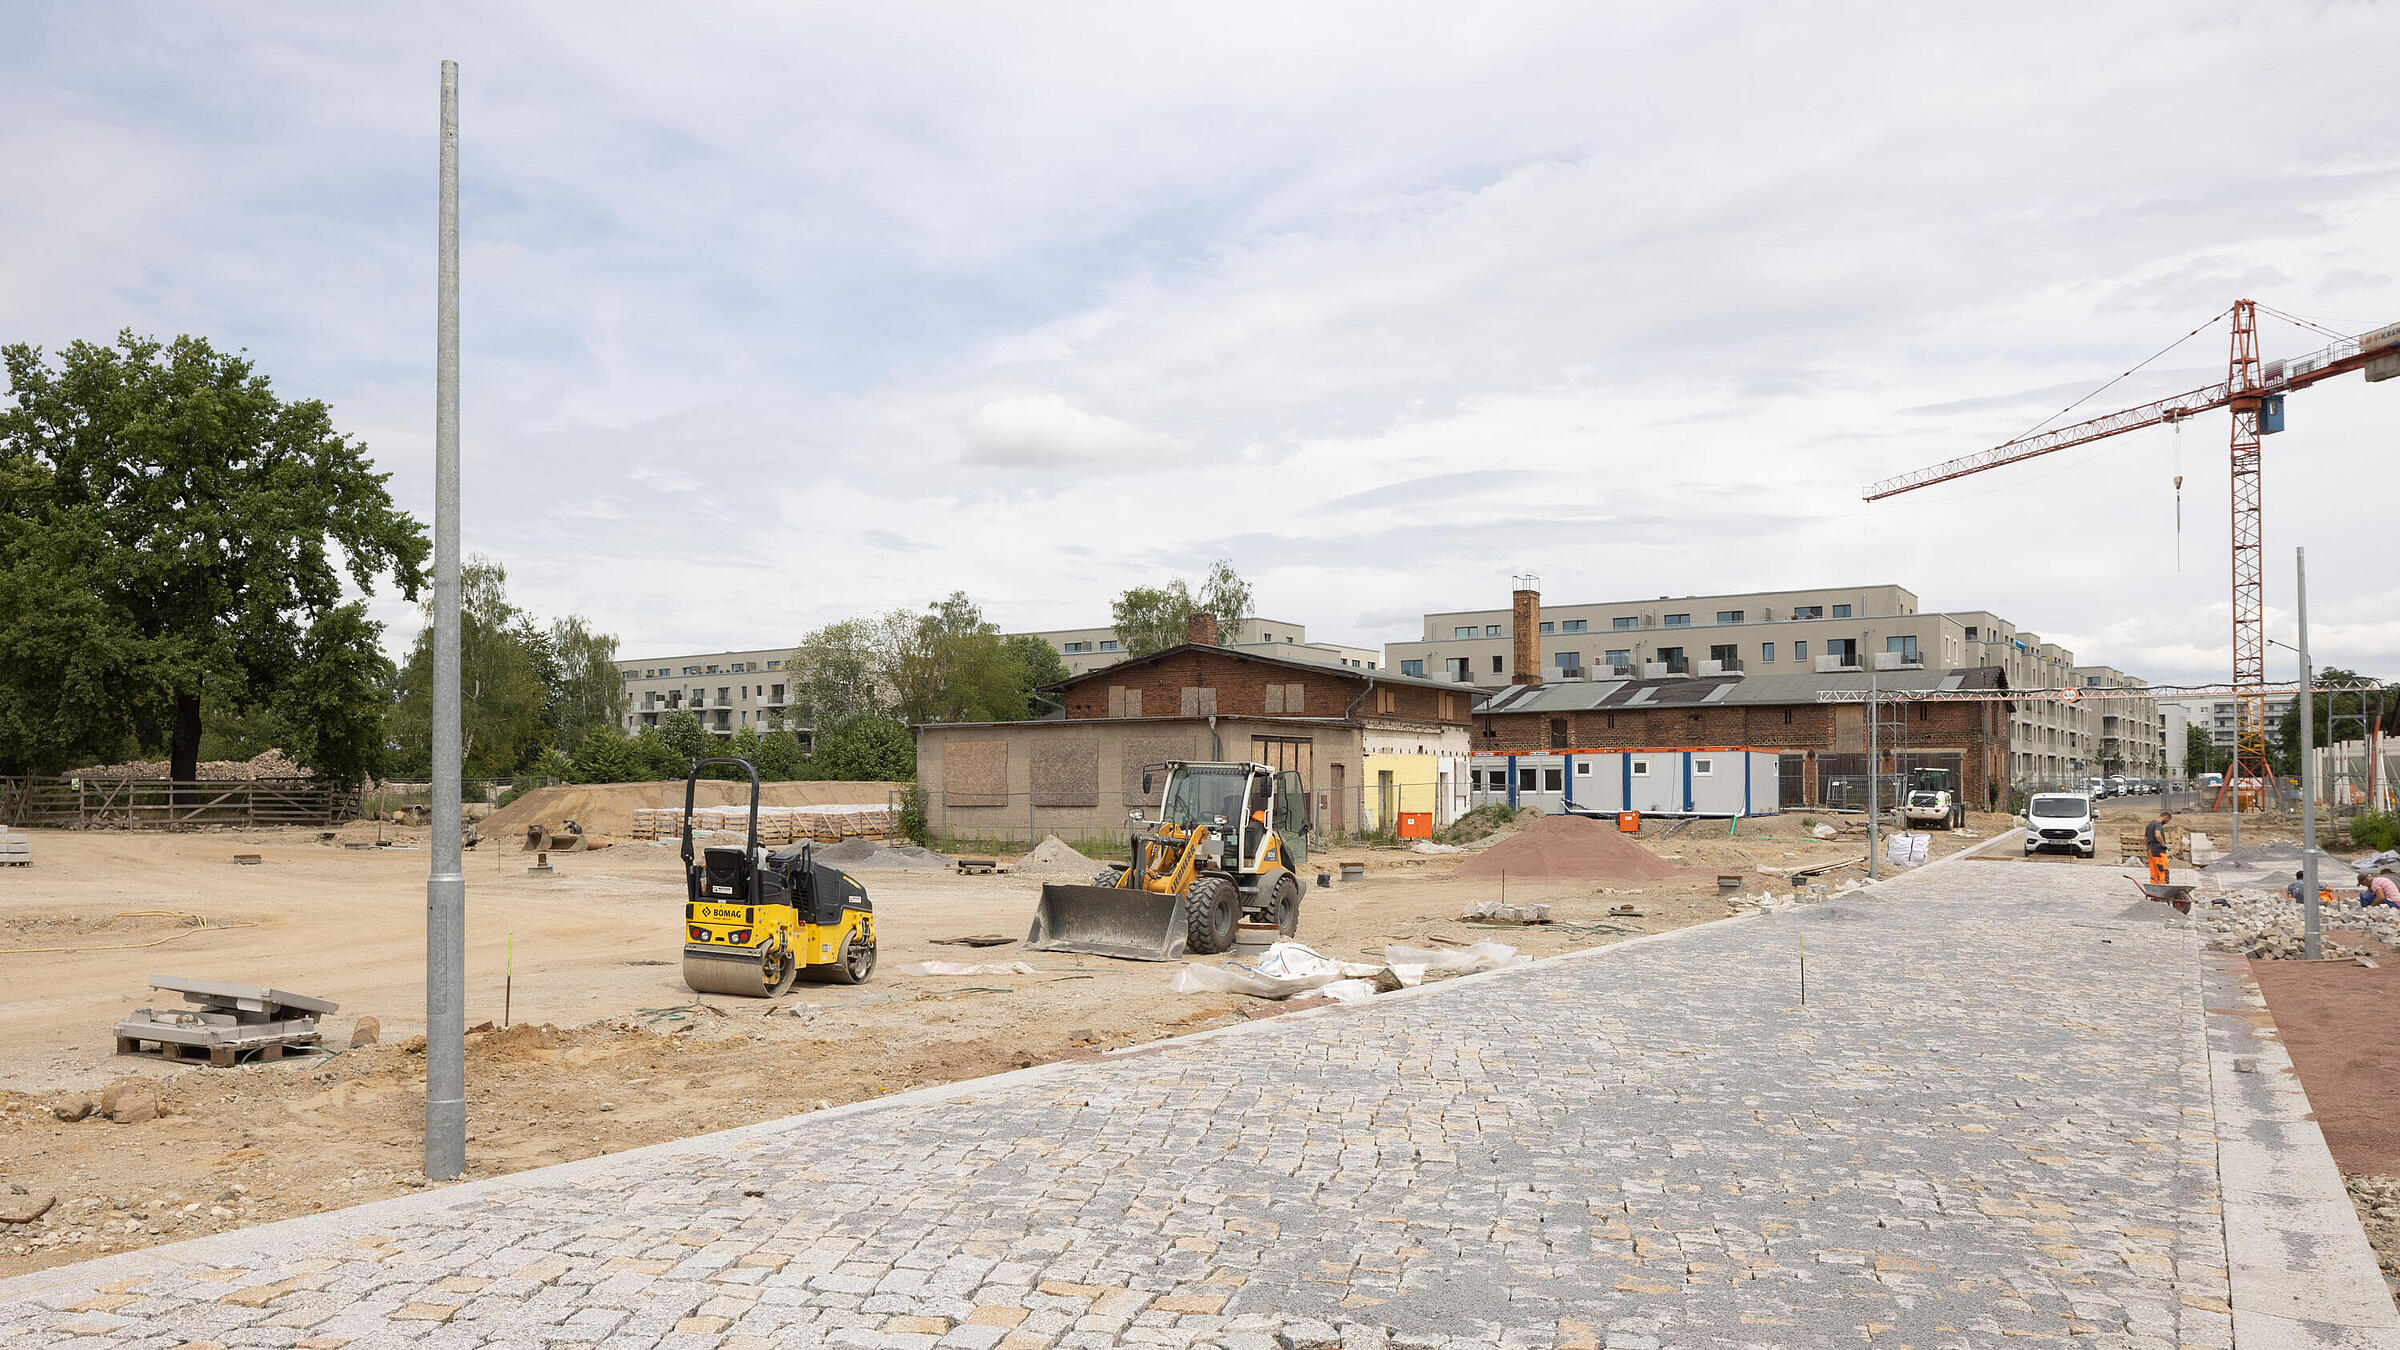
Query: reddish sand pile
1452,814,1687,883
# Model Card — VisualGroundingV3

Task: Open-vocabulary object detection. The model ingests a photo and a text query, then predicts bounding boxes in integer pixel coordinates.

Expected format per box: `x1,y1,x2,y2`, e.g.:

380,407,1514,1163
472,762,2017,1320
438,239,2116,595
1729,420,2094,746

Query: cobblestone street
2,852,2389,1348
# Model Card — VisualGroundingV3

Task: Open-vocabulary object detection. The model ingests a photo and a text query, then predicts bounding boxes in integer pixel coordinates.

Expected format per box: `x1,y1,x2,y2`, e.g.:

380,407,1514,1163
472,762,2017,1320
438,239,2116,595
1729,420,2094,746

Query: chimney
1511,575,1542,686
1186,611,1219,647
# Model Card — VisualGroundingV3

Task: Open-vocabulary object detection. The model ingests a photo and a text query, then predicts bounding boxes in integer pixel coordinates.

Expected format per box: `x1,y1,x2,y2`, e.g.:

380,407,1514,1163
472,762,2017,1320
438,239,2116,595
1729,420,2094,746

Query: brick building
1470,667,2013,811
913,615,1475,845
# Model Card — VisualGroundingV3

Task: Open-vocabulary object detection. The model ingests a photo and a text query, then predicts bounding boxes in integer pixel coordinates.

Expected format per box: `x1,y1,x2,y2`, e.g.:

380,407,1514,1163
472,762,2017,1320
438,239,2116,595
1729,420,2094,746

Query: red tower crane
1862,300,2399,807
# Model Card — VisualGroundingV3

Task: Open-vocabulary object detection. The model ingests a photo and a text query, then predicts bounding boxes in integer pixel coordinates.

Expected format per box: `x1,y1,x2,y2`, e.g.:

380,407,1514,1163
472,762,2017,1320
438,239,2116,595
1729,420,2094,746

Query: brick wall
1474,697,2009,807
1065,648,1469,726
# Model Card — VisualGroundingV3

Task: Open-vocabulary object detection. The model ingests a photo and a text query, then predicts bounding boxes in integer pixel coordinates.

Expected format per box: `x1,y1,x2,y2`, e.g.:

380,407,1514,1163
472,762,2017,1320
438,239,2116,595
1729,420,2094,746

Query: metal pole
425,59,466,1182
2298,548,2320,961
1867,663,1880,879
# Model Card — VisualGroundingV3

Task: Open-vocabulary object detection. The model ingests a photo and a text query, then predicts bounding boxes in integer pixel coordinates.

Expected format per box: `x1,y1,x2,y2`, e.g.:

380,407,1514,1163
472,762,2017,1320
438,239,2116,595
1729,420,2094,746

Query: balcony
1815,654,1862,673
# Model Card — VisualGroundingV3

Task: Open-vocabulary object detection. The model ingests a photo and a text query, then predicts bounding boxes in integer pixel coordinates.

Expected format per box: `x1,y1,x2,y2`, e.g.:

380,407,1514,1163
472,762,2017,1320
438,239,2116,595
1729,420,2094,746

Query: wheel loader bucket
1026,883,1190,962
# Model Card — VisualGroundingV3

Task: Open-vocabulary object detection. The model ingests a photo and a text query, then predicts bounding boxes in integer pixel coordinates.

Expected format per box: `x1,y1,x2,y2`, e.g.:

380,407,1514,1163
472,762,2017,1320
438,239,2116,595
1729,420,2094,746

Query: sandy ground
0,808,2000,1275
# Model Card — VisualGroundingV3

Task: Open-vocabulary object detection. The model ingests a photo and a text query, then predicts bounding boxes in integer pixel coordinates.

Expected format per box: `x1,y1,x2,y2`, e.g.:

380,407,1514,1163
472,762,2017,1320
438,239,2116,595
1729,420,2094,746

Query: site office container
1465,746,1781,817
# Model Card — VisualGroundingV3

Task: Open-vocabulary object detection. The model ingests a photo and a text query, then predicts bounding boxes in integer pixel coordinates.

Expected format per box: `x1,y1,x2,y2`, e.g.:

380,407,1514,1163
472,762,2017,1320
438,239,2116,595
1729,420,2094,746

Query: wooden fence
0,776,359,830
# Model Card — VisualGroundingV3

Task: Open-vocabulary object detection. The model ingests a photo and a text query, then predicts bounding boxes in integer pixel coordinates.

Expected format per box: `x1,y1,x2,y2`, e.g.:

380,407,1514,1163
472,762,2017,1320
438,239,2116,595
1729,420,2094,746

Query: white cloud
4,3,2397,684
960,393,1173,466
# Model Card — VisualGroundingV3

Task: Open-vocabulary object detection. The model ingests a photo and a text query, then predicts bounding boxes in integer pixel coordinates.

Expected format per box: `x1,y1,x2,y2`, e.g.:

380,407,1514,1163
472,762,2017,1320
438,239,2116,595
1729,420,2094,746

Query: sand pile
482,780,897,839
1012,835,1103,880
1451,814,1687,883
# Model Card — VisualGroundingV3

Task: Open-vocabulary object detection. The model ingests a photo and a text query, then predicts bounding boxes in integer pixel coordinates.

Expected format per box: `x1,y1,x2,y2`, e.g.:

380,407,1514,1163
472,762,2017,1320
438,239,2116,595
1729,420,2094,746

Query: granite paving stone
0,854,2385,1346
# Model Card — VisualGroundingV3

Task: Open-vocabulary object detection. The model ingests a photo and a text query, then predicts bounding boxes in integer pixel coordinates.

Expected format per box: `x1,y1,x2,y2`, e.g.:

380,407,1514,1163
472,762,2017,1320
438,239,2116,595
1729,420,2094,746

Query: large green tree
1109,559,1252,658
389,557,548,777
0,332,427,780
546,615,627,752
1005,632,1071,708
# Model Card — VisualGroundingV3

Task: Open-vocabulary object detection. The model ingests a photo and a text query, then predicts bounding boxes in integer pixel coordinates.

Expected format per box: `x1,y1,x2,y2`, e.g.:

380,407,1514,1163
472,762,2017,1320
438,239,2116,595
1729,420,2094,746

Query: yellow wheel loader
1027,760,1310,961
680,758,876,996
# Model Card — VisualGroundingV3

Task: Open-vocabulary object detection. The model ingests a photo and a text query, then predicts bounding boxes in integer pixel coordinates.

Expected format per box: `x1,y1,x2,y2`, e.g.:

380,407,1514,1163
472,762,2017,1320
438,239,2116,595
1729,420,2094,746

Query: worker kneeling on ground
2145,809,2173,886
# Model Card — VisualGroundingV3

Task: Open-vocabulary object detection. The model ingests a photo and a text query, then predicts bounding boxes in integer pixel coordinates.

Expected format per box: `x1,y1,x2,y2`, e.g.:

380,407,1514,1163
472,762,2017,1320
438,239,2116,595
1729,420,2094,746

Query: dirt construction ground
0,808,2006,1276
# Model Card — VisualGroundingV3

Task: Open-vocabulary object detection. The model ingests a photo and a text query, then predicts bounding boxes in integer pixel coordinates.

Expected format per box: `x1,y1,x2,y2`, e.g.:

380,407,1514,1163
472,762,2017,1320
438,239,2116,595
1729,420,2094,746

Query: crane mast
1863,300,2399,810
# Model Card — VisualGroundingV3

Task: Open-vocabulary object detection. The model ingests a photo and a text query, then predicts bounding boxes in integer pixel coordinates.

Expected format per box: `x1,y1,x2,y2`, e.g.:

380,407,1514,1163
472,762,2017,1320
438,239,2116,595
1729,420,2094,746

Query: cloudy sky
6,4,2396,685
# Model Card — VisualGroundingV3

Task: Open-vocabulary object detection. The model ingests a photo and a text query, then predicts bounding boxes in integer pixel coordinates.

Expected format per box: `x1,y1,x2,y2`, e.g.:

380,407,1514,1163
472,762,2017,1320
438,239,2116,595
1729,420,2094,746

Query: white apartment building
1013,618,1380,678
1385,583,2159,787
2155,691,2298,759
618,648,797,736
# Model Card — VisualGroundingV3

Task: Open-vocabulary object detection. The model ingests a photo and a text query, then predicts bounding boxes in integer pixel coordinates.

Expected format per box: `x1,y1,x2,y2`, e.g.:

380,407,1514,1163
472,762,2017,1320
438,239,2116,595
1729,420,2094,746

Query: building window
1098,640,1118,651
1555,651,1581,674
1716,611,1743,624
1454,626,1478,639
1549,718,1568,749
1709,644,1739,666
1963,627,1978,642
1445,657,1471,682
1543,768,1563,791
1576,760,1591,776
1694,758,1713,775
1794,640,1808,661
1887,635,1919,662
768,661,782,670
1562,619,1587,632
1490,655,1503,673
1632,760,1649,776
1833,604,1851,618
1539,621,1554,634
1400,659,1424,677
1486,624,1502,637
1262,632,1272,641
1783,707,1793,724
1063,642,1089,653
1663,614,1690,627
1612,617,1636,631
1605,649,1630,670
1792,606,1822,620
1761,642,1775,662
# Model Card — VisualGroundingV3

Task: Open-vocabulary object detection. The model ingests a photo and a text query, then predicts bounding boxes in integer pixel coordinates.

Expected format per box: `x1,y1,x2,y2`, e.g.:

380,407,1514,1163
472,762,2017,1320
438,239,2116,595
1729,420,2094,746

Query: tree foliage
388,556,626,778
787,591,1059,737
1108,559,1252,658
2272,667,2396,774
0,331,427,781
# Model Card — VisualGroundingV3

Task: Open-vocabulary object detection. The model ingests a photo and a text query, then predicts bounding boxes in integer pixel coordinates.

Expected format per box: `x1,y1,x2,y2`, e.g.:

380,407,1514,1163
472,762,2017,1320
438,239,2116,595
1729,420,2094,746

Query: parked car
2022,793,2097,858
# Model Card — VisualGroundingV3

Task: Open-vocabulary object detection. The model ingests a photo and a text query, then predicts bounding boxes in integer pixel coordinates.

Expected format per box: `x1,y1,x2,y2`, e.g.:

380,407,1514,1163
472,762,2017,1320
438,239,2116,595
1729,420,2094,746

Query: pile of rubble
2194,891,2400,960
2344,1173,2400,1295
64,749,306,781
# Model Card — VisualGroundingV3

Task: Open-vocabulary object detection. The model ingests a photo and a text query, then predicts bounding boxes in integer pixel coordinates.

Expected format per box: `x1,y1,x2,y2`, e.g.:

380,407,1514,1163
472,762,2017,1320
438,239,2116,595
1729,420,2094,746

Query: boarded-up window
1124,729,1207,801
1031,736,1099,807
1264,685,1284,715
942,740,1008,808
1285,683,1305,714
1251,736,1312,785
1108,687,1144,717
1179,687,1217,716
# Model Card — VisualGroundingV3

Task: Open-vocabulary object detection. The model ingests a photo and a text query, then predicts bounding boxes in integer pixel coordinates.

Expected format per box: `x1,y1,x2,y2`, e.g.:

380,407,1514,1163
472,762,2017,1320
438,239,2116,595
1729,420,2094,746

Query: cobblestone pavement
0,855,2367,1347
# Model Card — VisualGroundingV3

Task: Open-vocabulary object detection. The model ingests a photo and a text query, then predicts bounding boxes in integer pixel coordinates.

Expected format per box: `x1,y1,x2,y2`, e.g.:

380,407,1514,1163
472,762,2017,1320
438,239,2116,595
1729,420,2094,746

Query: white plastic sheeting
1168,943,1382,1000
1381,941,1531,987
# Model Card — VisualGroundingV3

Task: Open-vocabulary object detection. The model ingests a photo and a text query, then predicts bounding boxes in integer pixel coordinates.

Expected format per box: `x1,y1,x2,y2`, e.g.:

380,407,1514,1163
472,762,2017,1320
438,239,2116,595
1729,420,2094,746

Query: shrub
2353,811,2399,854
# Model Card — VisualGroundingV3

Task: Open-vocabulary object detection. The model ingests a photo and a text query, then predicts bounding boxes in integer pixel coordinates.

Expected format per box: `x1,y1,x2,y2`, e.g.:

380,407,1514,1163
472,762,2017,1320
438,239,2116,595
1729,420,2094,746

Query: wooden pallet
114,1032,322,1067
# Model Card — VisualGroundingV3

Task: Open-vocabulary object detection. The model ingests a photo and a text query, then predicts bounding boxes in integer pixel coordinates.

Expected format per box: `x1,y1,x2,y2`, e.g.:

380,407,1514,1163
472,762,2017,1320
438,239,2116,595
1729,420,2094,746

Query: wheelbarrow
2132,877,2197,914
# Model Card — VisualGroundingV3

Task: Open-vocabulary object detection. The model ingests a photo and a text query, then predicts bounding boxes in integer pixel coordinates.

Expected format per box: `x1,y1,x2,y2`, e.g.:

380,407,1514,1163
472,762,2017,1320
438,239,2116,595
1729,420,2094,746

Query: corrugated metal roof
1468,666,2011,715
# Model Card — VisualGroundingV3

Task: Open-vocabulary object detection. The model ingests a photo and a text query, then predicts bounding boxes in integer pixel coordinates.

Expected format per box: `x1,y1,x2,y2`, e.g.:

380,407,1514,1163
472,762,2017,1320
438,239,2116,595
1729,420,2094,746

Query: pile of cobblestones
2194,890,2399,959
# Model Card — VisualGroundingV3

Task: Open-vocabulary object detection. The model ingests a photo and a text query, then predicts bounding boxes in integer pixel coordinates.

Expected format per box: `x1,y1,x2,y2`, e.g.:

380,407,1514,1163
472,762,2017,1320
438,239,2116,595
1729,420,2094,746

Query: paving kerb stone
11,824,2371,1348
2202,951,2400,1345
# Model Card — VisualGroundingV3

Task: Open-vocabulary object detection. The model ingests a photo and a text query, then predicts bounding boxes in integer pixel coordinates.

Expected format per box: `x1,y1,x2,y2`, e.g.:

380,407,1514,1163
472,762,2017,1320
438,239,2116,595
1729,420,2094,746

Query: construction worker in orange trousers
2145,809,2173,886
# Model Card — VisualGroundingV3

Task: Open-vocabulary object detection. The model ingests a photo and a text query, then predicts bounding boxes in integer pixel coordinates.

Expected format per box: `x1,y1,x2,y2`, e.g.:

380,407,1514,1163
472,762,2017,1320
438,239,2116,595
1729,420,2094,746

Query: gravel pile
2344,1173,2400,1299
2194,890,2400,960
1010,835,1103,880
64,749,308,781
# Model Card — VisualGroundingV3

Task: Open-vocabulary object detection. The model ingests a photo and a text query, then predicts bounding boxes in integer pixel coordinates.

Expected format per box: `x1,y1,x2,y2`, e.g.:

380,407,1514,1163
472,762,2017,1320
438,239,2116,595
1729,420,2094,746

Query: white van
2023,793,2096,858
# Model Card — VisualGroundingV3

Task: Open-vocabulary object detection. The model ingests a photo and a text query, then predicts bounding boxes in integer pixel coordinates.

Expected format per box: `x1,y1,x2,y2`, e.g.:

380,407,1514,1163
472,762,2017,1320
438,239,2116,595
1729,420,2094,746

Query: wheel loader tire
1093,865,1127,887
818,930,874,986
1185,875,1240,955
1270,871,1302,936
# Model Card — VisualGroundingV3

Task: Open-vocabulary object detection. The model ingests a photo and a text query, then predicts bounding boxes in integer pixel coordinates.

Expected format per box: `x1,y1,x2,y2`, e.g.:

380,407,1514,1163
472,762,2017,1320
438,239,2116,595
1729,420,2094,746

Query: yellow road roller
680,758,876,996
